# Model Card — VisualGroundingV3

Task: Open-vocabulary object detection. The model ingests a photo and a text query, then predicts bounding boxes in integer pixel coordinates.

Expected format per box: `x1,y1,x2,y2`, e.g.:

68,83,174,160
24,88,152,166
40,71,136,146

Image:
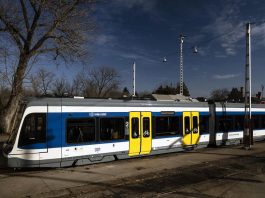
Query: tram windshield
18,113,46,147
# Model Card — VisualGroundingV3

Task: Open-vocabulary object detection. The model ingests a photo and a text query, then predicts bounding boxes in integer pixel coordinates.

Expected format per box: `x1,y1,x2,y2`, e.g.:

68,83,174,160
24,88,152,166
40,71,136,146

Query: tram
2,97,265,167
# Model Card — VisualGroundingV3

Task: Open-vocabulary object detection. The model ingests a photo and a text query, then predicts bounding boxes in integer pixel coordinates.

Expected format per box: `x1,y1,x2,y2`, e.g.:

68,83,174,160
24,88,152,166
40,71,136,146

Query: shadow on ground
42,149,265,198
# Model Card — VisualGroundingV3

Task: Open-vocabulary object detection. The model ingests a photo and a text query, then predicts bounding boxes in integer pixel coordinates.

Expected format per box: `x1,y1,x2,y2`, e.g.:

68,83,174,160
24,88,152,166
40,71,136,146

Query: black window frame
66,118,96,144
192,116,198,133
99,117,125,141
131,117,139,138
234,115,244,131
154,116,181,137
143,117,150,138
184,116,190,134
18,113,46,147
199,115,209,134
216,115,234,132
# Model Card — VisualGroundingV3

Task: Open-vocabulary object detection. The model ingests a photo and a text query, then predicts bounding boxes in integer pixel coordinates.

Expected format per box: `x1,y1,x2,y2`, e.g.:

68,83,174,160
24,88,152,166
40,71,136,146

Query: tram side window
184,116,190,134
18,113,46,147
143,117,150,137
226,116,234,131
155,116,180,136
252,115,260,129
67,118,95,144
261,115,265,129
199,116,209,134
100,118,125,141
124,118,129,140
193,116,198,133
216,116,233,132
234,115,244,130
132,118,139,138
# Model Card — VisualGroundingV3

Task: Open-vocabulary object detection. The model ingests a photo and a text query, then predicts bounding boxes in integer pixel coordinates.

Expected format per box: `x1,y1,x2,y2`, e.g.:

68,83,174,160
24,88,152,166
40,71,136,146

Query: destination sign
161,111,175,115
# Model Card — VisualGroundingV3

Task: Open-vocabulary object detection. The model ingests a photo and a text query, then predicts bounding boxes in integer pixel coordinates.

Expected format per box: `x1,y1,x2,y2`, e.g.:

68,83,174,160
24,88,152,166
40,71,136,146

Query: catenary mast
179,34,185,95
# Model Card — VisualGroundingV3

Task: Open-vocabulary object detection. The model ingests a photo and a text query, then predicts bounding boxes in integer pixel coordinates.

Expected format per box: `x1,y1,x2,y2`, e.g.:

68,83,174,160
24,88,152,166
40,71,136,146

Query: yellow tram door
129,112,152,156
140,112,152,155
182,112,200,146
191,112,200,145
129,112,141,156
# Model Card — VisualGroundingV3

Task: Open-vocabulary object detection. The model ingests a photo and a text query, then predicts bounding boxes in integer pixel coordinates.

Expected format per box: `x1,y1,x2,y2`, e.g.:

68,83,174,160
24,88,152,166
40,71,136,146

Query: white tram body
2,98,265,167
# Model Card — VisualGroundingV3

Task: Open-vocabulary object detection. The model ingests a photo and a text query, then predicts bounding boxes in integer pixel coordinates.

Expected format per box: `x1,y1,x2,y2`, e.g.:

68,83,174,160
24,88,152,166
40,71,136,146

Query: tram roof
23,97,265,108
26,97,209,108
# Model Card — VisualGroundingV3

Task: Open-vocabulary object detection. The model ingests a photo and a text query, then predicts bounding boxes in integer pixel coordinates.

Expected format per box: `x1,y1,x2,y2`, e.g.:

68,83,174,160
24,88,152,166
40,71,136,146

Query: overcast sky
56,0,265,97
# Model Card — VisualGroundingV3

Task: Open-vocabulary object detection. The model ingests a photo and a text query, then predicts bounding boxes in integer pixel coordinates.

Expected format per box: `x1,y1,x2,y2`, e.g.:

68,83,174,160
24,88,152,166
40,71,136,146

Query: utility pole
243,22,253,149
261,85,264,100
179,34,185,96
132,61,136,97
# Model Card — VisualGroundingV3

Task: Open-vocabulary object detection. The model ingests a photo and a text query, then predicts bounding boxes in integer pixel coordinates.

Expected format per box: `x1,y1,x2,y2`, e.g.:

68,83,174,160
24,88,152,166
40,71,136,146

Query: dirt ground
1,136,265,198
58,149,265,198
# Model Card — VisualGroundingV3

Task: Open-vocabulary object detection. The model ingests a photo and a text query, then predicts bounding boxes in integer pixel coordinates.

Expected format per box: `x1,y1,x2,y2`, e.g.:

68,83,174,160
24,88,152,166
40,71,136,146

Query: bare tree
83,79,97,98
71,72,86,96
52,78,72,97
210,88,229,102
30,68,55,96
86,66,120,98
0,48,14,108
0,0,96,133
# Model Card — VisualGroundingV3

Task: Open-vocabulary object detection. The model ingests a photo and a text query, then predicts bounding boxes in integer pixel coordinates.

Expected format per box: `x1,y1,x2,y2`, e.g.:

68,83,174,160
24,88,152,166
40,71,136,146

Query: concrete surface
0,140,265,197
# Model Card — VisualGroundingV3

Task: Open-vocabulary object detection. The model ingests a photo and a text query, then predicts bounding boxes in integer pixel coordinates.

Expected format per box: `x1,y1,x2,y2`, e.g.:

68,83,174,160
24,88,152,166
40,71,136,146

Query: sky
58,0,265,97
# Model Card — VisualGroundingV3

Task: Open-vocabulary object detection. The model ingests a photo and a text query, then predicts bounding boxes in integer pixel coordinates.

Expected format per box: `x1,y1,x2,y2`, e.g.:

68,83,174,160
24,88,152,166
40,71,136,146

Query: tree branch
33,47,58,55
26,0,43,49
29,0,80,55
29,0,38,13
20,0,30,32
0,15,24,51
0,27,7,31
